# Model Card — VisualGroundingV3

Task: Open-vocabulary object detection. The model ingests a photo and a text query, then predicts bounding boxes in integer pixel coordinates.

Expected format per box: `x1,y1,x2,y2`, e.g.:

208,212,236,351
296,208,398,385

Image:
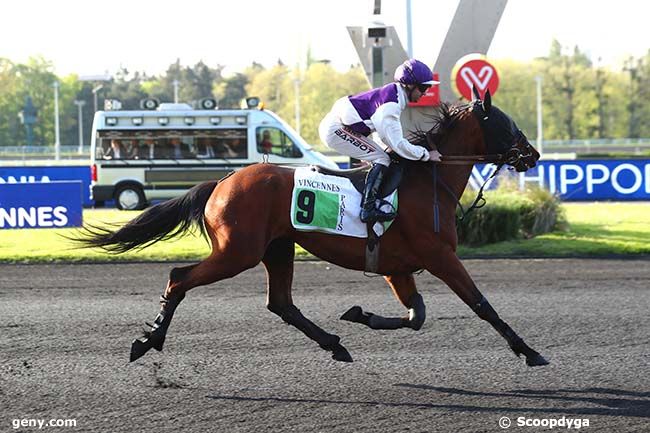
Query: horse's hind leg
340,273,426,331
263,237,352,362
130,251,260,362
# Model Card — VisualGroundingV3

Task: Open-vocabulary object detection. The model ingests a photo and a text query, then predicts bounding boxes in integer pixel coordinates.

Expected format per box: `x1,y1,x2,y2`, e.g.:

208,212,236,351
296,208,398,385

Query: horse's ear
472,85,482,101
484,89,492,113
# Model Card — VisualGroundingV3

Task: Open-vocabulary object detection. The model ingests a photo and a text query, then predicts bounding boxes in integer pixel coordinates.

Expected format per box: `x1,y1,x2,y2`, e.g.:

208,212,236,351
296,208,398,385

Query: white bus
89,100,337,209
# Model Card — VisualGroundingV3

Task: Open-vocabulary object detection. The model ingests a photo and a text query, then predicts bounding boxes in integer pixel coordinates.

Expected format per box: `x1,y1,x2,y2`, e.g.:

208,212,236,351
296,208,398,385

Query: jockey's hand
428,150,442,162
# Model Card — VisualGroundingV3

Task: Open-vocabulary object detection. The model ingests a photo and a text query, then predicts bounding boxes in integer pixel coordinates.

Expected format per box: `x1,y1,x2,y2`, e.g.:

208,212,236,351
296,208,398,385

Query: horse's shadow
207,385,649,418
392,384,650,418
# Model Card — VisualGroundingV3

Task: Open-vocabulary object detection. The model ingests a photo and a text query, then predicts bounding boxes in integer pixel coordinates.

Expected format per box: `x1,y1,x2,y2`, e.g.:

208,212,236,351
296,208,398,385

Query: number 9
296,190,316,224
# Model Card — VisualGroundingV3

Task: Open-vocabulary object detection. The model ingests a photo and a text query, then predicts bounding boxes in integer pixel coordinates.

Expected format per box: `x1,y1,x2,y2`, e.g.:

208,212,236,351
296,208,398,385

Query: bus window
256,127,303,158
94,128,248,160
96,134,143,160
190,131,248,159
157,137,196,159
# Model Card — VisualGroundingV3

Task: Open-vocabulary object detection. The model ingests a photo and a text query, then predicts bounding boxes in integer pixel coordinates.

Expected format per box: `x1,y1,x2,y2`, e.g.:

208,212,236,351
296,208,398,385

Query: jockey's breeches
319,114,391,167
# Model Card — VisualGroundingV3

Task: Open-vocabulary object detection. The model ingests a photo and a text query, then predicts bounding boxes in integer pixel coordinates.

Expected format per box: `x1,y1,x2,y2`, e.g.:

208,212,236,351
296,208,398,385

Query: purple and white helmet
394,59,438,86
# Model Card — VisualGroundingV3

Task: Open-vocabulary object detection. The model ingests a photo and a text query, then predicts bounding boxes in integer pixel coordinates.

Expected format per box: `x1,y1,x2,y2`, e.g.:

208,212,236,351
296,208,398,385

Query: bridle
425,104,536,170
426,102,538,231
436,139,531,166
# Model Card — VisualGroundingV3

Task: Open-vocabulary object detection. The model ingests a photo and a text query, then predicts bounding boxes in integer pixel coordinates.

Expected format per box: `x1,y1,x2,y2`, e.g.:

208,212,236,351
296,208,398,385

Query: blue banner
0,181,83,229
0,165,92,206
469,159,650,201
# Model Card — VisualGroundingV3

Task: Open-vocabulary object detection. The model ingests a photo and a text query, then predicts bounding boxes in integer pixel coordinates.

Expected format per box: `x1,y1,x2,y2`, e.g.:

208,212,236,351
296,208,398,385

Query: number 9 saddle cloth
290,166,398,238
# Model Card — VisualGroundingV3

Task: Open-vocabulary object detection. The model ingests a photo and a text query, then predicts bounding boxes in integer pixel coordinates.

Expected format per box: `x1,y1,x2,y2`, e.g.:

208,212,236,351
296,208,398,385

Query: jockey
319,58,442,223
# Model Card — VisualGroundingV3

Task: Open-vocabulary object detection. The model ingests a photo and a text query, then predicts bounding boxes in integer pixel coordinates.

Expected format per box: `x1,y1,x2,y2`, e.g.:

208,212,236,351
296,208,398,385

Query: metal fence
0,146,90,161
1,138,650,161
541,138,650,154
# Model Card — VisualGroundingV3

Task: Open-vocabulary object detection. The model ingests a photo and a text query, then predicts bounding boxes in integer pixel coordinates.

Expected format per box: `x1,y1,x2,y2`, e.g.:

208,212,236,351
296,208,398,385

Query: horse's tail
75,180,219,254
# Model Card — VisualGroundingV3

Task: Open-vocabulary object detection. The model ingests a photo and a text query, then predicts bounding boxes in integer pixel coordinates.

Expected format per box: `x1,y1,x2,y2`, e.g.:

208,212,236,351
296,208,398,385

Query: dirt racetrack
1,259,649,432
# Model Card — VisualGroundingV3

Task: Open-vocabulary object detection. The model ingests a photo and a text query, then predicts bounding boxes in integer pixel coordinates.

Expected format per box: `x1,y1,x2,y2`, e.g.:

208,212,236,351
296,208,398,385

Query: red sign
455,58,499,100
408,73,440,107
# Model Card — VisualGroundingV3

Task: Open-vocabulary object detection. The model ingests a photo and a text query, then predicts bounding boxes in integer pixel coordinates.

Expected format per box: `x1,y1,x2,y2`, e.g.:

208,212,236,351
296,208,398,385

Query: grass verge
0,203,648,263
457,202,650,257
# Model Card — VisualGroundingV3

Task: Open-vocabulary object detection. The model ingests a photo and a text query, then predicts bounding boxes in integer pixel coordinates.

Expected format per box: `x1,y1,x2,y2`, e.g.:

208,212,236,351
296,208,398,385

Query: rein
425,132,506,231
438,154,506,164
421,104,534,232
431,162,504,232
424,128,520,166
438,142,533,167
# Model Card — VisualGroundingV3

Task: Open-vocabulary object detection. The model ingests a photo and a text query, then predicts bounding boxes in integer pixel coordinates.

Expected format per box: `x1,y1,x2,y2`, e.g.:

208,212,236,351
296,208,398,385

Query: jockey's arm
373,104,431,162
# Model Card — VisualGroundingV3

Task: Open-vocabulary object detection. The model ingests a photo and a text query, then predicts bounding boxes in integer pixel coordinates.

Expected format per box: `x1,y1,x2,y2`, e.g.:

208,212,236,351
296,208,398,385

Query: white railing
0,146,90,159
541,138,650,154
2,138,650,160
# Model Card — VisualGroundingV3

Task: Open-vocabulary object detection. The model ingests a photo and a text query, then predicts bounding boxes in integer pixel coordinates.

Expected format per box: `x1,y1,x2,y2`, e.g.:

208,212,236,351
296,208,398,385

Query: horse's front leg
426,251,549,367
341,273,426,331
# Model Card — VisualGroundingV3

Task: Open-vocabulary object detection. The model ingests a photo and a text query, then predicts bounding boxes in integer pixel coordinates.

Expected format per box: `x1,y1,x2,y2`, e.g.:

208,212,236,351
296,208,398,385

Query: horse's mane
408,102,472,151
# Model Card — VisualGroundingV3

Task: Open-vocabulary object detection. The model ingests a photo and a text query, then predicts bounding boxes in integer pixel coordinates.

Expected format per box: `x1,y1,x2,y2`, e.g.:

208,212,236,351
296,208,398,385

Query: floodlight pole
74,100,86,154
535,75,543,155
406,0,413,57
53,81,61,161
92,84,103,113
294,78,301,135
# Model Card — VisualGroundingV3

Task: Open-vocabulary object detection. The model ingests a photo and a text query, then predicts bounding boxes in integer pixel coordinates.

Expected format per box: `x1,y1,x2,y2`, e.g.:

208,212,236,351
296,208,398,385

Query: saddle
312,161,404,197
311,161,404,274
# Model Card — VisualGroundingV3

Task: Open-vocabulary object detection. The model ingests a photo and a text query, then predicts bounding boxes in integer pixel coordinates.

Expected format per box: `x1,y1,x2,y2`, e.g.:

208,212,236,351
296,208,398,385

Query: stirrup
360,208,396,223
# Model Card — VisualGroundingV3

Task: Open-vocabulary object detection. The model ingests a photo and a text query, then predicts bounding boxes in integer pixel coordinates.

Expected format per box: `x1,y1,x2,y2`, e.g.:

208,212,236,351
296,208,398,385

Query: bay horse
76,90,549,367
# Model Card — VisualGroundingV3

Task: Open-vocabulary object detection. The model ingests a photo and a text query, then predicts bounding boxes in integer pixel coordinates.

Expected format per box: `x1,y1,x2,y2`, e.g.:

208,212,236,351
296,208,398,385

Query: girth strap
365,222,380,273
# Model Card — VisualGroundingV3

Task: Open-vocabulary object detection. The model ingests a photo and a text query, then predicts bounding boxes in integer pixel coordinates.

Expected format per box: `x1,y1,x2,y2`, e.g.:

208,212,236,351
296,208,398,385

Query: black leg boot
130,293,185,362
360,164,396,223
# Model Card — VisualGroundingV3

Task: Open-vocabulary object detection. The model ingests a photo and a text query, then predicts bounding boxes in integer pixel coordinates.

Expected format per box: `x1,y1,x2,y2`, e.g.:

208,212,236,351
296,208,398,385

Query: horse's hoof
526,353,550,367
130,338,154,362
331,344,353,363
130,333,165,362
151,335,165,352
340,306,363,323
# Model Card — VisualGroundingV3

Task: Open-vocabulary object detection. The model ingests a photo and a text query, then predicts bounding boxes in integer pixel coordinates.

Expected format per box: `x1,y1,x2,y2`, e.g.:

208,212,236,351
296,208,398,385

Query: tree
540,40,595,140
104,67,148,110
215,73,249,109
593,62,608,138
1,49,650,152
246,62,291,112
0,58,22,146
637,50,650,137
294,63,367,144
492,59,539,139
13,56,60,146
623,54,650,138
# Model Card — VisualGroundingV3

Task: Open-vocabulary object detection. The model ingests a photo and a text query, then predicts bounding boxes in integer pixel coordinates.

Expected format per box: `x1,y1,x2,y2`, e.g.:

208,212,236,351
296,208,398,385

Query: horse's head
469,87,540,172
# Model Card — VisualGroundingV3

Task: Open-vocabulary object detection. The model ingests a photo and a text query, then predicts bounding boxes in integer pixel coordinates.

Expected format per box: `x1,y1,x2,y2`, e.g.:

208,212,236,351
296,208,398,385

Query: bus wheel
115,184,146,210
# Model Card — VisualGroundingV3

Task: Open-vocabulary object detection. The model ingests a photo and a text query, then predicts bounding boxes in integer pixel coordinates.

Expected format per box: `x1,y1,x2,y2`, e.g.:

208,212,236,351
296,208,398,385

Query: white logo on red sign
455,58,499,100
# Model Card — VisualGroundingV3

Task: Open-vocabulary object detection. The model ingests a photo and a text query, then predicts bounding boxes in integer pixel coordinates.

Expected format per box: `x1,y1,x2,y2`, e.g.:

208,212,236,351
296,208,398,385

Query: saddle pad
291,167,397,238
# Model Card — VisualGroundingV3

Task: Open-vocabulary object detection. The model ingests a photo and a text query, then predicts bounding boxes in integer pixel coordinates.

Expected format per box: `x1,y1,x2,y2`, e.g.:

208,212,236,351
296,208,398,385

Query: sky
2,0,647,77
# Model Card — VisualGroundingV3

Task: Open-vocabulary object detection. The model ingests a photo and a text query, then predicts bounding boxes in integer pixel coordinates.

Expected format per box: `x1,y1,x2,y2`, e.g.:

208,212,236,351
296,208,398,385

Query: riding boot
360,164,396,223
